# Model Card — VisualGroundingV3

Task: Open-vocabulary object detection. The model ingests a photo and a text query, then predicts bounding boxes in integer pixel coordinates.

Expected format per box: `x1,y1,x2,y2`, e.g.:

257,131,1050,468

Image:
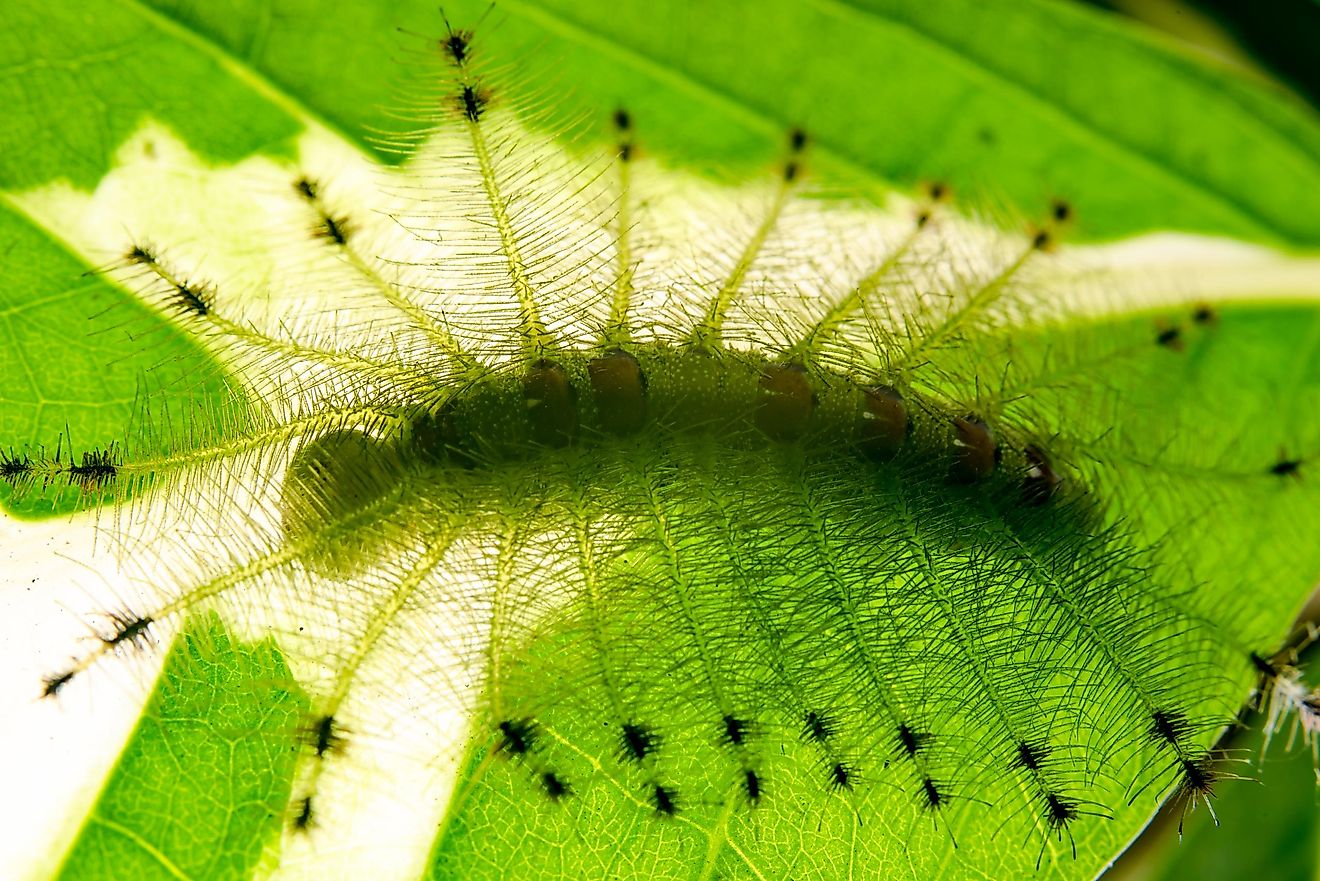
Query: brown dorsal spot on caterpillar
920,777,946,812
293,796,315,831
1192,304,1218,326
1172,753,1220,834
858,385,908,462
0,449,32,490
524,359,578,448
125,242,158,266
756,363,814,442
316,213,350,246
293,177,319,201
66,446,119,492
783,128,808,182
1022,444,1062,506
171,282,212,317
614,108,634,161
896,723,925,757
41,670,75,699
1040,791,1083,864
440,25,473,65
587,350,647,436
1044,791,1080,830
1050,199,1073,225
949,417,998,484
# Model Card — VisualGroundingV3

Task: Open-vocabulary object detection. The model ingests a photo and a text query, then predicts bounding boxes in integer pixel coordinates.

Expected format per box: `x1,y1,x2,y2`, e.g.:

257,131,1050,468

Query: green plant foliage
1111,693,1320,881
2,2,1319,881
51,615,309,881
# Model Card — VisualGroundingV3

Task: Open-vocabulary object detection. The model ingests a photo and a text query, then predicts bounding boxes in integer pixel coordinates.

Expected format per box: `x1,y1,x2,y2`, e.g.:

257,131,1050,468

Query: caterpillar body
3,10,1315,881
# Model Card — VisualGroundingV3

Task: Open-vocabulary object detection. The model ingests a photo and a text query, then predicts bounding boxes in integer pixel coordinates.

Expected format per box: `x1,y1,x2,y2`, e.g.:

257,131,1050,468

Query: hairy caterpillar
2,7,1318,881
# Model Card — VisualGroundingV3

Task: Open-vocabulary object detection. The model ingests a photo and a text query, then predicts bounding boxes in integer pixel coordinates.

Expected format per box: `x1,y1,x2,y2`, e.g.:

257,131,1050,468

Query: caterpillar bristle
4,11,1291,879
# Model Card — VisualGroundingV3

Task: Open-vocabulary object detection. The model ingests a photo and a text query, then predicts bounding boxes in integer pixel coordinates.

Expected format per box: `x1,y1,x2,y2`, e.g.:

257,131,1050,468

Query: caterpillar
3,8,1317,881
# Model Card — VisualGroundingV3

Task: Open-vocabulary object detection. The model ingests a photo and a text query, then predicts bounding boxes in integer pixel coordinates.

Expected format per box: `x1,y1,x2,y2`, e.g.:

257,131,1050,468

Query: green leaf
0,199,235,517
3,2,1320,881
1117,702,1320,881
51,614,308,881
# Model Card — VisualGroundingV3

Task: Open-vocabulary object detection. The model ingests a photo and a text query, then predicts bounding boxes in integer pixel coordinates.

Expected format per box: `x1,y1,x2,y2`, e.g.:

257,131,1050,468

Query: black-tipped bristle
67,447,118,491
653,783,678,816
621,722,657,762
1015,740,1049,772
459,85,486,122
803,710,833,743
721,714,749,747
743,769,762,803
312,714,338,757
920,777,943,811
1149,709,1191,746
542,771,570,800
103,613,154,650
293,796,314,830
42,670,75,699
497,718,537,755
829,762,855,791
